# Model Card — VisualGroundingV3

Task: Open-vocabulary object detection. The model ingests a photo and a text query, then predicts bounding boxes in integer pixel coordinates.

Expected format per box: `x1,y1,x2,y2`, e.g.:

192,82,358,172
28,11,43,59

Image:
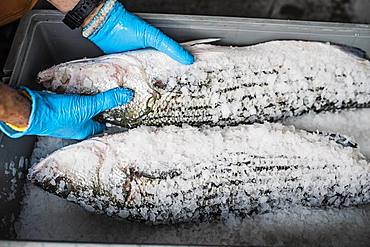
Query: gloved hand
83,0,194,65
0,87,134,140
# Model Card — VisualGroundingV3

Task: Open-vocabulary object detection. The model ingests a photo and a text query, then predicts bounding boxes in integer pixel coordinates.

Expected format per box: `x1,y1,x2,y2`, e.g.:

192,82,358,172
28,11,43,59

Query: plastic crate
1,10,370,245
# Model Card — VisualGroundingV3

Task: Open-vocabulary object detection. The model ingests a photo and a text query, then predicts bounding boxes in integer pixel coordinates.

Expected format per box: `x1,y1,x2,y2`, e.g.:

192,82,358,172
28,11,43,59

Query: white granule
30,137,77,165
14,183,370,246
28,122,370,225
285,108,370,157
37,41,370,129
13,108,370,245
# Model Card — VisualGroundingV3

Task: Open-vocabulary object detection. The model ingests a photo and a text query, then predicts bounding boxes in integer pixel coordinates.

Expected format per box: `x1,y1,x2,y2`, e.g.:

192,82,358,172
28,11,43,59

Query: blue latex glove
84,0,194,65
0,87,134,140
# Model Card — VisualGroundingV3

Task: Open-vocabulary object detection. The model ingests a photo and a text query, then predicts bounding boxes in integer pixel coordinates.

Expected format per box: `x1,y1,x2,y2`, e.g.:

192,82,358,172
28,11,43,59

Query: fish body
38,40,370,128
29,124,370,224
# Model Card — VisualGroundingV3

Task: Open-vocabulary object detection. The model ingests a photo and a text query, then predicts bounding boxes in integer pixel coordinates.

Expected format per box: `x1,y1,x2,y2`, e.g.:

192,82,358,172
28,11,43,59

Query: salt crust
29,123,370,224
20,40,370,242
38,41,370,127
15,183,370,246
17,109,370,245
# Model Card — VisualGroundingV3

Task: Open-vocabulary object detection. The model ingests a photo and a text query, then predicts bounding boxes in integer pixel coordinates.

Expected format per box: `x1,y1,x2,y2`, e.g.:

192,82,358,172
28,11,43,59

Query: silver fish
38,40,370,128
29,123,370,224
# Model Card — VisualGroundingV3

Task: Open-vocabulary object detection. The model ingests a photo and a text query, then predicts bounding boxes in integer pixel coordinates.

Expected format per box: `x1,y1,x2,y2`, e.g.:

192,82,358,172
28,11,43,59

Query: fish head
28,136,154,212
28,139,109,199
37,53,161,127
100,54,162,127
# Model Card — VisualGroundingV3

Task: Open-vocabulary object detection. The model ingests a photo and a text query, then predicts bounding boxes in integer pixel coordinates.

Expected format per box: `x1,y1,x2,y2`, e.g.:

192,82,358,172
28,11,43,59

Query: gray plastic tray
1,9,370,245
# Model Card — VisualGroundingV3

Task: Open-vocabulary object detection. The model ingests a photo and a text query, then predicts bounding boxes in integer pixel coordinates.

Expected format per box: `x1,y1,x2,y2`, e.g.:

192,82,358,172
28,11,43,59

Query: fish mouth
37,69,57,90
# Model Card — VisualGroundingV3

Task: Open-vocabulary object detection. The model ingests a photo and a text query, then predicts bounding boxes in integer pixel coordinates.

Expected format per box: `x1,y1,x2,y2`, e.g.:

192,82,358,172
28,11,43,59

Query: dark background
35,0,370,23
1,0,370,80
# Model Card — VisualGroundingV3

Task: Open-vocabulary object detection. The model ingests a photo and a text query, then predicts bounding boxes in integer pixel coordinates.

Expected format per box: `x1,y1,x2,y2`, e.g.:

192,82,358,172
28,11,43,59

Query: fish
29,123,370,224
37,40,370,128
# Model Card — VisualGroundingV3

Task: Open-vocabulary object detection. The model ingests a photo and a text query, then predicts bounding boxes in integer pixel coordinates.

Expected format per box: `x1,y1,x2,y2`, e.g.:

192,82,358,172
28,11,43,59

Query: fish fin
329,42,369,60
314,131,358,148
183,39,224,56
191,50,224,56
181,38,221,47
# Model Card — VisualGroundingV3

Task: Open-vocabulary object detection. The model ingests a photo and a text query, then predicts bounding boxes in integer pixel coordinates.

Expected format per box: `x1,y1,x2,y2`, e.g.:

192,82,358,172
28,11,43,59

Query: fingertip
179,50,195,65
170,45,195,65
115,87,135,104
165,45,195,65
91,88,135,116
154,35,195,65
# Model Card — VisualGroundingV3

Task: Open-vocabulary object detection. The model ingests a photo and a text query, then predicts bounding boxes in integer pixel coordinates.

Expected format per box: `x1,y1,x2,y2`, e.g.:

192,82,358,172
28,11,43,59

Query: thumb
88,87,134,117
145,25,194,65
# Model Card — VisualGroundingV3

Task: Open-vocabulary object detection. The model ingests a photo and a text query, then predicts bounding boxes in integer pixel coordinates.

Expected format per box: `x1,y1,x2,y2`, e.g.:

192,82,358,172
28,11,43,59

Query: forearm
46,0,79,14
47,0,105,26
0,84,31,128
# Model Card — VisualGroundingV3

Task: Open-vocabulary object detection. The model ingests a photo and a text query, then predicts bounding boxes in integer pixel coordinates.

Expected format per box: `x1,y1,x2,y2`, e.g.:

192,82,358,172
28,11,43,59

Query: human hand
0,87,134,140
83,0,194,64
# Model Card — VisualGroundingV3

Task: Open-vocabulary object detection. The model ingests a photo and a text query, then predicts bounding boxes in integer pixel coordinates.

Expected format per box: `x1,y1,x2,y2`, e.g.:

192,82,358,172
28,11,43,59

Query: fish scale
29,124,370,224
38,40,370,128
32,41,370,223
